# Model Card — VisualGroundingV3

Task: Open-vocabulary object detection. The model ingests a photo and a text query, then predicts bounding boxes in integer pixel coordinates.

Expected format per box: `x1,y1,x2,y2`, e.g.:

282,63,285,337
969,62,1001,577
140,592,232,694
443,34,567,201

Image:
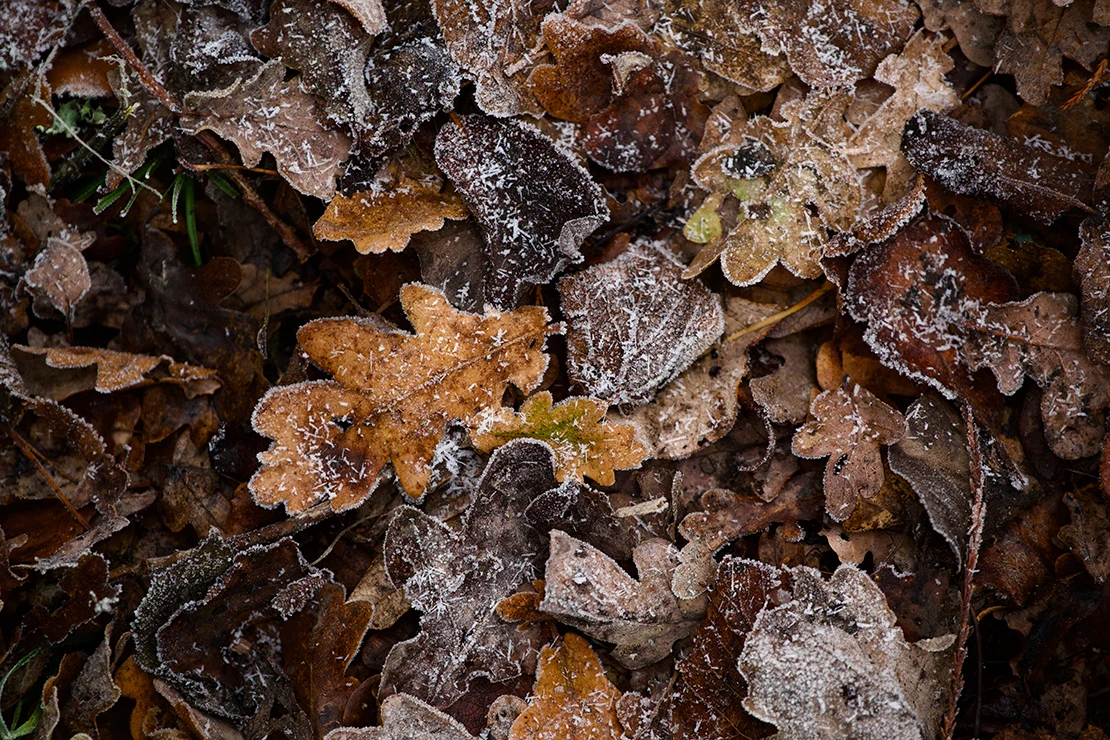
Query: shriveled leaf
559,243,723,407
469,391,647,486
249,283,553,511
181,61,350,199
1058,487,1110,583
23,236,93,322
901,110,1092,224
665,0,789,91
540,530,706,668
326,694,476,740
379,441,553,714
508,633,624,740
314,179,469,254
12,345,219,399
737,563,952,740
887,393,971,561
1076,215,1110,365
750,335,818,425
678,479,823,552
624,297,780,458
436,114,608,308
791,382,907,521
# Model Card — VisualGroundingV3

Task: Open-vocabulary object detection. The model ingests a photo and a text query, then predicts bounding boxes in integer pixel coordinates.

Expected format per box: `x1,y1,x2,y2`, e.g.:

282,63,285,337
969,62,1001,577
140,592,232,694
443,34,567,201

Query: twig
722,281,833,344
1062,58,1108,110
7,428,90,528
183,162,281,176
961,69,993,101
85,0,313,261
941,402,988,740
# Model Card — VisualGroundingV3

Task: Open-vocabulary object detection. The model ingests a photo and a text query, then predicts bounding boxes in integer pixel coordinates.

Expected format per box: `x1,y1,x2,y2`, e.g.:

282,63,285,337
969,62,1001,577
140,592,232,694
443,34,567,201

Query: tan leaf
249,284,554,512
326,694,476,740
314,179,469,254
181,61,350,199
792,382,907,521
23,237,92,322
508,633,624,740
469,392,647,486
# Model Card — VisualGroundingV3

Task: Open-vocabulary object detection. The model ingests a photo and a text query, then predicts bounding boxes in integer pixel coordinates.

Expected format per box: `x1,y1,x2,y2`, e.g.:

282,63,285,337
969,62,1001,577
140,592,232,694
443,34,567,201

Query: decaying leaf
508,633,624,740
12,345,219,399
23,235,93,322
469,391,647,486
901,110,1093,224
737,563,953,740
679,480,824,553
792,382,907,521
313,178,469,254
624,297,780,458
540,530,706,668
327,694,476,739
435,114,608,308
181,61,351,199
750,335,818,424
559,243,723,406
1076,216,1110,365
249,283,553,511
379,440,553,714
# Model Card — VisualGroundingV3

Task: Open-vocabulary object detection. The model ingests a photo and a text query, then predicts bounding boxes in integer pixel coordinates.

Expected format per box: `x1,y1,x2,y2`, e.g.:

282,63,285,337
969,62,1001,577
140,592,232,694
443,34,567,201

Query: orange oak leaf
249,283,554,512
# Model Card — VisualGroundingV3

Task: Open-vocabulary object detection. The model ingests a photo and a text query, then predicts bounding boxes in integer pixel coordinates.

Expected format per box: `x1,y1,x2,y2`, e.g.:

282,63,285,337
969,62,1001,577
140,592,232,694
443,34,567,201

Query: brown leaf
249,283,553,511
181,61,350,199
1058,487,1110,583
379,441,553,715
540,530,706,668
23,235,93,323
1076,215,1110,365
0,0,76,69
678,478,824,552
326,694,477,740
314,178,469,254
791,382,907,521
435,114,608,308
508,633,624,740
469,391,647,486
749,335,818,424
901,110,1093,223
12,345,219,399
559,242,723,407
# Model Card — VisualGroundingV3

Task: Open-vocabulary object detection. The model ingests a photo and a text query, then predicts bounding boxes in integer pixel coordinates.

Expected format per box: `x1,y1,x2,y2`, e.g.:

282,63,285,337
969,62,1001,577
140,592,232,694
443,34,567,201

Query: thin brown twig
182,162,282,176
961,69,993,101
7,428,90,528
85,0,313,261
941,402,988,740
722,281,834,344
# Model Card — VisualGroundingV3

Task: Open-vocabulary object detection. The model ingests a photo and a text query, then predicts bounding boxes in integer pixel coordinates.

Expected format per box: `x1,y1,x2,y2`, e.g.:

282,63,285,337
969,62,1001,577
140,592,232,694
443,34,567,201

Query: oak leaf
249,283,553,512
326,694,476,740
791,382,907,521
435,114,608,308
508,633,624,740
313,178,469,254
181,60,351,199
379,440,553,715
468,391,647,486
558,243,723,407
540,530,706,668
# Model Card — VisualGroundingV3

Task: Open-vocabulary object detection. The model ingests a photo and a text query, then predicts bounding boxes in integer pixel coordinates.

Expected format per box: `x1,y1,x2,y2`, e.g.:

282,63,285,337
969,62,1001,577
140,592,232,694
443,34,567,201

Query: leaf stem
722,280,833,345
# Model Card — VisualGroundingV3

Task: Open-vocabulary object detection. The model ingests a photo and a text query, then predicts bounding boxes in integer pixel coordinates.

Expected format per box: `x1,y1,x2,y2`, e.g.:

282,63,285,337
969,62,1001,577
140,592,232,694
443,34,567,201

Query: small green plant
0,647,43,740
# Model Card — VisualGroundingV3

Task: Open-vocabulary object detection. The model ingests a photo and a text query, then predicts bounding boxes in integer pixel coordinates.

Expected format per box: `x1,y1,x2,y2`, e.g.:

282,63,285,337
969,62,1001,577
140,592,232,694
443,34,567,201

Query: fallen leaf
326,694,477,739
12,345,219,399
916,0,1003,66
23,234,93,323
791,382,907,521
540,530,706,669
314,178,469,254
558,242,723,407
181,60,351,199
379,440,553,713
749,335,818,424
0,0,76,70
249,283,553,511
737,563,953,740
1076,215,1110,365
678,477,824,552
508,633,624,740
1058,488,1110,583
469,391,647,486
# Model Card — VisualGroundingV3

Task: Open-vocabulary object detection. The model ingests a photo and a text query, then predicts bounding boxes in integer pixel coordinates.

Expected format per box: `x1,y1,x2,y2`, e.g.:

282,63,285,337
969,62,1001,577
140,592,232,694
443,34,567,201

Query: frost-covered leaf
845,31,959,171
791,382,907,521
11,345,219,399
181,60,350,199
726,0,919,88
690,93,860,285
1076,215,1110,365
313,178,468,254
379,440,553,714
737,563,951,740
1058,487,1110,583
916,0,1003,66
525,481,636,562
665,0,790,91
250,0,376,123
469,391,647,486
0,0,77,70
412,220,487,312
249,283,553,512
508,633,624,740
750,335,818,424
430,0,545,116
23,236,92,322
887,392,971,561
679,480,823,552
540,530,706,668
559,243,723,407
435,115,608,308
624,297,780,458
326,694,477,739
901,109,1093,224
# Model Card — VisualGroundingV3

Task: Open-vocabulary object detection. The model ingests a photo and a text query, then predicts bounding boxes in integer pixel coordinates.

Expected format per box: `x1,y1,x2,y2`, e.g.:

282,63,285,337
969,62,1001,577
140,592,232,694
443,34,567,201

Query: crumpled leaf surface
559,243,723,407
469,391,647,486
540,530,706,669
12,345,219,399
326,694,476,739
250,283,552,511
1075,216,1110,365
436,114,608,308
